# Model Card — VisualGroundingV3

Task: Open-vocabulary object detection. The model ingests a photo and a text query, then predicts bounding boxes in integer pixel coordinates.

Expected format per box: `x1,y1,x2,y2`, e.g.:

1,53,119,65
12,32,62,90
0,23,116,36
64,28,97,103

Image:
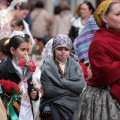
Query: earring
12,52,14,55
106,24,109,30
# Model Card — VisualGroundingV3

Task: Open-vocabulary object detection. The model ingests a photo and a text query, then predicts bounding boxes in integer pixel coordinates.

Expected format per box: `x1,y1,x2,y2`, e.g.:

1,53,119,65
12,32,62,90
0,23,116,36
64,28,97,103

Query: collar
55,58,67,65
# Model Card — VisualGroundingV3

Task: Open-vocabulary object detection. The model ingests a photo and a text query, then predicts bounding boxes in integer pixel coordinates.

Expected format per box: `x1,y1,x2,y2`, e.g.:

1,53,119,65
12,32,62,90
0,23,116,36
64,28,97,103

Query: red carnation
28,59,36,72
28,65,36,72
18,59,26,67
0,80,20,93
29,59,35,65
0,79,7,86
18,55,36,81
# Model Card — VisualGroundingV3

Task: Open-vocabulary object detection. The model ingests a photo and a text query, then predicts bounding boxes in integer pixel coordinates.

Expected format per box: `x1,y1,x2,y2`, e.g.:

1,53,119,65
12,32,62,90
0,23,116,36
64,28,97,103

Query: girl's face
79,3,91,18
102,3,120,33
11,20,23,32
11,42,29,60
55,47,70,63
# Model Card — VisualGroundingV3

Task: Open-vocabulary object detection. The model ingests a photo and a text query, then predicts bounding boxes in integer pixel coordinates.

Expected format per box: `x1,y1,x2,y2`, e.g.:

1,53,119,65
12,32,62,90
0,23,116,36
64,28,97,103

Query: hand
87,66,93,79
30,89,37,99
42,105,51,116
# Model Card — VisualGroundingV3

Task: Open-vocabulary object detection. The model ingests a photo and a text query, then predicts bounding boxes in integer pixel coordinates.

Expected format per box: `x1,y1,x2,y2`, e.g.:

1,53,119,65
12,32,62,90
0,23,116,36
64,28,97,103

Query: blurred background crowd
0,0,100,78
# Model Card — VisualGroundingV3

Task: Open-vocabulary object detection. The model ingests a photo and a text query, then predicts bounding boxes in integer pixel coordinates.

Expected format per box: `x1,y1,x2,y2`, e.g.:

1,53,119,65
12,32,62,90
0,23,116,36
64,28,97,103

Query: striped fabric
74,16,99,64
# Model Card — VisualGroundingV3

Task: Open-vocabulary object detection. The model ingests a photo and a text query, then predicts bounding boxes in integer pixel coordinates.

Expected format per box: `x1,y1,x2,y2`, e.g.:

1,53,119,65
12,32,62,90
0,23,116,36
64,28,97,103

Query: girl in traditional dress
0,34,39,120
40,34,86,120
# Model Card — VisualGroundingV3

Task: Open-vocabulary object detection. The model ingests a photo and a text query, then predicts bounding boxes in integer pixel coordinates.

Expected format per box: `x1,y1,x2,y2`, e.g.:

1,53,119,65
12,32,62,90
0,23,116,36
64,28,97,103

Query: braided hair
54,59,64,78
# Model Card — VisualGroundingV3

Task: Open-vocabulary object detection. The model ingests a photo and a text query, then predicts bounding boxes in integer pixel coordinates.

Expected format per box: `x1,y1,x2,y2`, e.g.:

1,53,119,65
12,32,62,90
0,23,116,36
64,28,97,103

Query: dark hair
83,1,95,14
25,34,31,40
54,6,61,14
11,18,24,30
35,1,44,8
15,2,30,10
8,34,29,57
0,37,10,56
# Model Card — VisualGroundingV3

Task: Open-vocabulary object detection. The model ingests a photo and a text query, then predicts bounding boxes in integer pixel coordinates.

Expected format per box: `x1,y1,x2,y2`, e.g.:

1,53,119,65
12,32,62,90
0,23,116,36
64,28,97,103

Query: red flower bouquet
0,80,20,93
0,80,22,120
17,55,36,102
18,55,36,80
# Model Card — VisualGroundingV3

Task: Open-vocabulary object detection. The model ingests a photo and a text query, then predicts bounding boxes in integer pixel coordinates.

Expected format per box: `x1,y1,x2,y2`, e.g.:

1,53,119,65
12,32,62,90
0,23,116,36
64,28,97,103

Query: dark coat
0,57,39,119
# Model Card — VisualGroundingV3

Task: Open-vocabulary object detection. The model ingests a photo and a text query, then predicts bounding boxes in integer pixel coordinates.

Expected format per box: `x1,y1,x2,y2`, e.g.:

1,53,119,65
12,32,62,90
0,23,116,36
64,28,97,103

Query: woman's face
54,47,70,63
79,3,91,18
103,3,120,33
16,9,29,19
11,42,29,60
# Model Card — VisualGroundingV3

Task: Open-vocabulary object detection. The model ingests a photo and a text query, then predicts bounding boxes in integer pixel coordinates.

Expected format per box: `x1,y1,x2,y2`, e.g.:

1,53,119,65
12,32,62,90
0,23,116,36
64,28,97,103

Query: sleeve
28,77,39,101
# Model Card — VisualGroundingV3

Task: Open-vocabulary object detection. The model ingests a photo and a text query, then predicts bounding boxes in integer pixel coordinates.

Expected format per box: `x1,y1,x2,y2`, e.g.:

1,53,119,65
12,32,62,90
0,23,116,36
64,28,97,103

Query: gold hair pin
4,39,10,46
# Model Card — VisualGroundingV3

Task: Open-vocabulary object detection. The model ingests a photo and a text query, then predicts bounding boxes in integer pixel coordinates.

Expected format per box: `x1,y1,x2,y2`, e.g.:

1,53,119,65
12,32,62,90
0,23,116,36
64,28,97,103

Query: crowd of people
0,0,120,120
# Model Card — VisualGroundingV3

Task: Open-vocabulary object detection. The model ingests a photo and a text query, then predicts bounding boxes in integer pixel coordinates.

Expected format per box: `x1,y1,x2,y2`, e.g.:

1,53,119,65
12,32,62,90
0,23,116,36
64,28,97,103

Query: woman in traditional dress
73,0,120,120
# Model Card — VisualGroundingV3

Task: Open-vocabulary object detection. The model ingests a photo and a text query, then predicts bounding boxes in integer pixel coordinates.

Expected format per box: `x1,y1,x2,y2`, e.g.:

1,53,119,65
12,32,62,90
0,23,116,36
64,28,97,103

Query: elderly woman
73,0,120,120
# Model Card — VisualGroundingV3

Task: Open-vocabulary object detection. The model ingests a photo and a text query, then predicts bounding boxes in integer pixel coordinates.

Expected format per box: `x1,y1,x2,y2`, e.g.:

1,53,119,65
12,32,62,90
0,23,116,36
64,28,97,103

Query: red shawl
87,27,120,102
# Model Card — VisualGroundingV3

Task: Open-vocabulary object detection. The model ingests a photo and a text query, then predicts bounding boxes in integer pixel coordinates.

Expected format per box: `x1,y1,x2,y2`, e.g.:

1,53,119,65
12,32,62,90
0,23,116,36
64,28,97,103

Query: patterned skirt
73,86,120,120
